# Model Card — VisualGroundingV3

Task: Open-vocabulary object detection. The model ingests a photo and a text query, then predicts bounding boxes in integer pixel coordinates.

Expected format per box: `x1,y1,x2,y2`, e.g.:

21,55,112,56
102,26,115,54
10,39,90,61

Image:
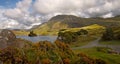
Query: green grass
33,22,68,35
62,24,105,32
13,30,29,36
73,47,120,64
70,36,96,47
13,24,105,36
100,40,120,45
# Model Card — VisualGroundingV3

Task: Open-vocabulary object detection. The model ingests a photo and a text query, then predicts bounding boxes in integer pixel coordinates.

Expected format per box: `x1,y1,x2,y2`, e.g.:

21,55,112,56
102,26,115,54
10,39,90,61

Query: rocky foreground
0,29,32,49
0,29,107,64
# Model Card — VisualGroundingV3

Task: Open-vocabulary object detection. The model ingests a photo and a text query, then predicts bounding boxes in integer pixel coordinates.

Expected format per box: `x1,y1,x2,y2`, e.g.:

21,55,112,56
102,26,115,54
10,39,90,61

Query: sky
0,0,120,29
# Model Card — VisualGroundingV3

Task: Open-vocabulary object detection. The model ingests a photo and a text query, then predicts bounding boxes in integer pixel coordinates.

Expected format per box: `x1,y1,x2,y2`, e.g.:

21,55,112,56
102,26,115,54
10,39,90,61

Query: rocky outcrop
0,29,31,49
0,29,16,41
0,38,7,49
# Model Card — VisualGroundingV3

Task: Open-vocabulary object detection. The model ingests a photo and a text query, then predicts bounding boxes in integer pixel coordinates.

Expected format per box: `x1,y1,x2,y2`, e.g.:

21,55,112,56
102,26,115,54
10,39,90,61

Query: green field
100,40,120,45
70,36,96,47
73,47,120,64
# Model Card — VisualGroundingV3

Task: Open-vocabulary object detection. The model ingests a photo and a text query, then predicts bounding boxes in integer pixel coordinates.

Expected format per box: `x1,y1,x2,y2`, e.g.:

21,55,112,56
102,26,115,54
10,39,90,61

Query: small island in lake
28,31,37,37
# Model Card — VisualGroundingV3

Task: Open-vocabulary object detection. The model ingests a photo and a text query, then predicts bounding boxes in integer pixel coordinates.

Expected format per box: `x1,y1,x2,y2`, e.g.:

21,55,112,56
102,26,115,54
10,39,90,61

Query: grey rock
0,29,16,49
0,61,3,64
0,38,7,49
0,29,16,41
0,29,31,49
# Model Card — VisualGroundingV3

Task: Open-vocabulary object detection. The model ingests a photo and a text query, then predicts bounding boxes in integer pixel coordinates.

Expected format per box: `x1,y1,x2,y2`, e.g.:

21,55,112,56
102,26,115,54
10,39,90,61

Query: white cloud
1,0,120,29
0,0,41,29
4,8,23,19
33,0,120,17
4,0,32,19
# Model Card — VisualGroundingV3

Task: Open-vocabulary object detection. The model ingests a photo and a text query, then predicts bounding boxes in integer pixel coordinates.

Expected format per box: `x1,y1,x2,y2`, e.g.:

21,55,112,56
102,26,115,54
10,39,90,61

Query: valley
0,15,120,64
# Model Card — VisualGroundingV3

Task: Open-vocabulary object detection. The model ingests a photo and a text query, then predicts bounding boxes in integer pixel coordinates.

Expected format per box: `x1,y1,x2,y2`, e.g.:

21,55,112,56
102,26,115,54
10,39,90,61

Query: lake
17,36,58,43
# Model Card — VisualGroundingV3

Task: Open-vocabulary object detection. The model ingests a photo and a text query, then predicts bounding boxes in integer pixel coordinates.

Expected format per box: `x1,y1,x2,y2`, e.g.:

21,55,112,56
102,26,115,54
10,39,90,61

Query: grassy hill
14,15,120,36
57,24,105,45
47,15,120,27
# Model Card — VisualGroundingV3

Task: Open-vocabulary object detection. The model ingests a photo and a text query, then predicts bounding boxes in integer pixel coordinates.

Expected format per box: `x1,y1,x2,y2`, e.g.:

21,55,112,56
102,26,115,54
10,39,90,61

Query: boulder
10,38,32,48
0,38,7,49
0,29,32,49
0,29,16,41
0,29,16,49
0,61,3,64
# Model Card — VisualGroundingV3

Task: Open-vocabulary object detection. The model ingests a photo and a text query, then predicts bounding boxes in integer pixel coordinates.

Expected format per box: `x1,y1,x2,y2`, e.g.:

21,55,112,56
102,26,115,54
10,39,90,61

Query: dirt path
72,38,120,52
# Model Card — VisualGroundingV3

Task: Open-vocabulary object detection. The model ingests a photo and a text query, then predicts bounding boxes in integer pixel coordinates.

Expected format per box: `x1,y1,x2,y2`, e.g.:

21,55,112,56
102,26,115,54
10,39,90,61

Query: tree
116,33,120,40
28,31,37,37
76,29,88,35
102,28,114,41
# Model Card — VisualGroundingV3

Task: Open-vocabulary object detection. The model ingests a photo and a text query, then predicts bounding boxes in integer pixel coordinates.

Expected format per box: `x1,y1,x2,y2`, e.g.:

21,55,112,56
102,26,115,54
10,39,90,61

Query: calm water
17,36,57,43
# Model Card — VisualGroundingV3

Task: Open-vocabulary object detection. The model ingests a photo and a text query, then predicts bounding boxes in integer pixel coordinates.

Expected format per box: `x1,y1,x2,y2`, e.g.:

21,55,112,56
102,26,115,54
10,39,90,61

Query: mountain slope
32,15,120,35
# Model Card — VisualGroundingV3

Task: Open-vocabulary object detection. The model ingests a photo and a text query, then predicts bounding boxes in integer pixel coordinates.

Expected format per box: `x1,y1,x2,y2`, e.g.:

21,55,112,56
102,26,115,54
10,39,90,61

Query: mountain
31,15,120,35
13,15,120,35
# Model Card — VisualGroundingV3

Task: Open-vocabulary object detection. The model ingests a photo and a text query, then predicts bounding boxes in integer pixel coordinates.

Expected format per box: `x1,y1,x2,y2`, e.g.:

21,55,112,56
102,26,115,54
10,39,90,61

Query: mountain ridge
13,15,120,35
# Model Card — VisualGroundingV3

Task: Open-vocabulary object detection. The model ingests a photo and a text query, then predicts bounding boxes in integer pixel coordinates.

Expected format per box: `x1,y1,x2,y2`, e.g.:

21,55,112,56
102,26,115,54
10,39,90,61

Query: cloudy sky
0,0,120,29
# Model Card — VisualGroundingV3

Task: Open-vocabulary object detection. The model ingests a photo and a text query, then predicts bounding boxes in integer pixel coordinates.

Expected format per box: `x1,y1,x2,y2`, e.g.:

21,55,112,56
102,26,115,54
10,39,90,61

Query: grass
73,47,120,64
62,24,105,32
13,24,105,36
13,30,29,36
33,22,68,35
99,40,120,45
70,36,96,47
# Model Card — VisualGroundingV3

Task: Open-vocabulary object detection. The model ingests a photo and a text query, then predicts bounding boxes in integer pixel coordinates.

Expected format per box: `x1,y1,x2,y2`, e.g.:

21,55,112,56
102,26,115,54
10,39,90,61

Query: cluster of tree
28,31,37,37
102,27,120,41
58,29,88,43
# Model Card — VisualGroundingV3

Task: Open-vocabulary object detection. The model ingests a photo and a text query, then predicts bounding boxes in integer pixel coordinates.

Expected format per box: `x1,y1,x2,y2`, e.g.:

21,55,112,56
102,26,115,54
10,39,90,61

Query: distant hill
31,15,120,35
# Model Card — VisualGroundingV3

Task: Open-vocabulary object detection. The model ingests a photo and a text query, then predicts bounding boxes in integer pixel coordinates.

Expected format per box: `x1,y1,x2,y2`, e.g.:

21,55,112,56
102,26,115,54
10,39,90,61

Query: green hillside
14,15,120,36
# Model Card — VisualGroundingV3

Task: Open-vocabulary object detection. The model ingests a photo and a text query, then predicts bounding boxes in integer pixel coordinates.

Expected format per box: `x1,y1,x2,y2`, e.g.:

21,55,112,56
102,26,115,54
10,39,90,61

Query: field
100,40,120,45
13,30,29,36
70,36,96,47
73,47,120,64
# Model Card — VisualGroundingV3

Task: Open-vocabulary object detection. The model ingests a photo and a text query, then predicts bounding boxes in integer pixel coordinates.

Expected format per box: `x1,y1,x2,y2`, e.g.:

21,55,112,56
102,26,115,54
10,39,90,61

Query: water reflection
17,36,57,43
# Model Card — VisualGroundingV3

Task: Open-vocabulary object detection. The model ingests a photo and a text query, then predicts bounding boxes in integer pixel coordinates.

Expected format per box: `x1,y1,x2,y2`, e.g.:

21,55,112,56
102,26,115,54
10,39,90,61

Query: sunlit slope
14,15,120,35
33,22,68,35
32,15,120,35
60,24,105,36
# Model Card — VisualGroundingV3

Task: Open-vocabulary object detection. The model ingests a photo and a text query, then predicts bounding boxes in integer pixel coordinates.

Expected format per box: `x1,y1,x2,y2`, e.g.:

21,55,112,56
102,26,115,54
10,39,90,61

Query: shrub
41,58,51,64
63,58,71,64
95,59,107,64
75,29,88,36
28,31,37,37
0,47,28,64
102,28,114,41
77,53,107,64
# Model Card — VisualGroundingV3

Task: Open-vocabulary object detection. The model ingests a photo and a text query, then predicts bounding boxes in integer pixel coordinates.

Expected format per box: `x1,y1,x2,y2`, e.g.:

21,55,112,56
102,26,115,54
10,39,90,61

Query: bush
28,31,37,37
78,29,88,35
58,31,78,43
0,47,28,64
63,58,71,64
95,59,107,64
76,53,107,64
58,29,88,43
41,58,51,64
102,28,114,41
